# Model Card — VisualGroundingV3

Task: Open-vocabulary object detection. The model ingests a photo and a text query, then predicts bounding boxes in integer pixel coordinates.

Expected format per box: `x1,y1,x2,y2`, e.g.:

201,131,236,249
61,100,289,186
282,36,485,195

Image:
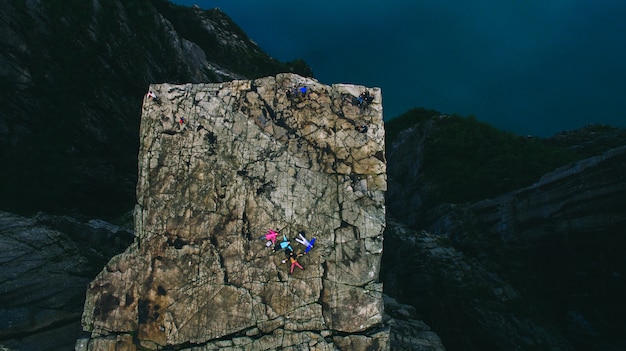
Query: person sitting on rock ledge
295,231,316,254
282,248,304,274
147,90,161,104
360,91,374,106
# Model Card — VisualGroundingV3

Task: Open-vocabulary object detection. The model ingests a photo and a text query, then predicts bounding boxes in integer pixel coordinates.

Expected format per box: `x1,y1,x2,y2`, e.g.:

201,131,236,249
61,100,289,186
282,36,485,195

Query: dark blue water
172,0,626,137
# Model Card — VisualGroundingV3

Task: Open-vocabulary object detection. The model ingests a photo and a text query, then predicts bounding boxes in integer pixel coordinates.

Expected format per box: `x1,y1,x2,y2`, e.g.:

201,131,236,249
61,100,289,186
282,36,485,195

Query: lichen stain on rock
93,293,120,320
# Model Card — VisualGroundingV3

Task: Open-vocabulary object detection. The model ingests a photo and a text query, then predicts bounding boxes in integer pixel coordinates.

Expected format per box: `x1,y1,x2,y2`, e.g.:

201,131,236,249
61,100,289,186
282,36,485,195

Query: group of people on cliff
260,229,316,275
285,86,309,100
148,85,374,137
354,90,374,108
285,85,374,108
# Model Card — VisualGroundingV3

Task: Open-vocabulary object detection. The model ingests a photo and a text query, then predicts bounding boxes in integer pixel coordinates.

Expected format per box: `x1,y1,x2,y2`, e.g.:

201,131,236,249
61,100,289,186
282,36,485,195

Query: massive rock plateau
78,74,389,350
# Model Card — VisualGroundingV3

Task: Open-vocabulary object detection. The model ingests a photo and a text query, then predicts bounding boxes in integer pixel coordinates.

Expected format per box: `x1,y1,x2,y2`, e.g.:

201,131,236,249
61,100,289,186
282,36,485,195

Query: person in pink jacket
260,229,279,247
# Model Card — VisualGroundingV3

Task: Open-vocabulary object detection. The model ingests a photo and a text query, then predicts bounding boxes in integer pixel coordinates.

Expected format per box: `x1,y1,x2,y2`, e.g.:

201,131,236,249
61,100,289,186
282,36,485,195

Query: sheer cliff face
80,74,388,350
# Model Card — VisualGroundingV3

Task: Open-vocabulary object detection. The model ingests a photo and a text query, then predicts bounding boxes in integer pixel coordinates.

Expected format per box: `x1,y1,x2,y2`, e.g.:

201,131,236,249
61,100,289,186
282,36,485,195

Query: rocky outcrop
0,211,133,351
427,145,626,350
382,220,572,351
429,145,626,244
384,141,626,350
383,295,446,351
78,74,388,350
385,118,439,228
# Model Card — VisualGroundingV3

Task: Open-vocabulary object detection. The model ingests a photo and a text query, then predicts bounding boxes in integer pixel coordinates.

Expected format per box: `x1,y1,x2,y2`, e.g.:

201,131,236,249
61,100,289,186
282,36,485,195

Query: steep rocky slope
384,116,626,350
0,0,310,219
0,211,133,351
382,220,572,350
78,74,390,350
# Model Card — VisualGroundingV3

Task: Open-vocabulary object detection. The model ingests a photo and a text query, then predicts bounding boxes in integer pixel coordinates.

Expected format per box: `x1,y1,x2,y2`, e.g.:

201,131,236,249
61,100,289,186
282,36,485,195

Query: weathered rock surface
79,74,388,350
429,145,626,244
0,211,132,351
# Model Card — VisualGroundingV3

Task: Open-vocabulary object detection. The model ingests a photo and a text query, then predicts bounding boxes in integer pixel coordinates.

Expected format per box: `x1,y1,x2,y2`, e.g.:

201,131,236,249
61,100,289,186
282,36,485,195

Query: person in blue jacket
295,231,316,254
273,234,293,252
286,86,308,99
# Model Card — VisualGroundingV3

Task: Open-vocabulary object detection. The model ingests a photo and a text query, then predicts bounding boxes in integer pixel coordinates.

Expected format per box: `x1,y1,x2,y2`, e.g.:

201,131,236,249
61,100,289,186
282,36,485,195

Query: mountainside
384,111,626,350
2,1,626,351
0,0,311,219
386,109,626,228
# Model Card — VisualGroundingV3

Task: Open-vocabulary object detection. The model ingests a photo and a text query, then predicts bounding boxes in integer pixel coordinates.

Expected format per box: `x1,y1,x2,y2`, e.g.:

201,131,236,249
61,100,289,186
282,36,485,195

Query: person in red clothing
146,90,161,104
281,248,304,274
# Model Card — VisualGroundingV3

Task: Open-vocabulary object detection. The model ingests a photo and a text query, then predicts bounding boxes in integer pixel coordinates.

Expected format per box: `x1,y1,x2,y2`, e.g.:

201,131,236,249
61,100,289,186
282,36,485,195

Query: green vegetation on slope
386,109,584,204
385,107,442,143
422,115,581,203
